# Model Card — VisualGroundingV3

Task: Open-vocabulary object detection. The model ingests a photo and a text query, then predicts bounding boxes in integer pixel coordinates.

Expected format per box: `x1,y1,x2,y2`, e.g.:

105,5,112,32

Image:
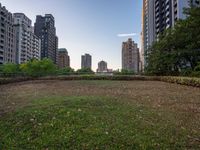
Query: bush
56,67,75,75
1,74,200,88
2,63,20,77
194,62,200,72
0,65,3,72
161,76,200,87
190,71,200,77
180,68,193,76
0,77,33,85
20,58,56,77
76,68,94,75
114,69,135,75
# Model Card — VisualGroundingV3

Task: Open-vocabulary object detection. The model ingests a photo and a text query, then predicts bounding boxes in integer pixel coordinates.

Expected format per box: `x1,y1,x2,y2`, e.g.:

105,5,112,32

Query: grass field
0,80,200,149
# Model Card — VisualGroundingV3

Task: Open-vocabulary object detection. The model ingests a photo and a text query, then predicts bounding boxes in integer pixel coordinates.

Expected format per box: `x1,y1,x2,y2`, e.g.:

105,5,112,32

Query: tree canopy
146,7,200,76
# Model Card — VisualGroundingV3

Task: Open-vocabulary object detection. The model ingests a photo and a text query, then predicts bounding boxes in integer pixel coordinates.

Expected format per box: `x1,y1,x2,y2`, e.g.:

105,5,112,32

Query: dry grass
0,80,200,148
1,80,200,127
1,80,200,114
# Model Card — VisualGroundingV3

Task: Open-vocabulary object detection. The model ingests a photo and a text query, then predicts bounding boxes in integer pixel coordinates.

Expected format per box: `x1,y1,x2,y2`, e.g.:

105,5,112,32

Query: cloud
117,33,137,37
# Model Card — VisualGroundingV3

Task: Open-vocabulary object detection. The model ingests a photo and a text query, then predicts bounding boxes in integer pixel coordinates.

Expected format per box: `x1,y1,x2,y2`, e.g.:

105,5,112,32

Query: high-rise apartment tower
58,48,70,69
0,3,16,64
14,13,41,64
122,38,139,73
34,14,58,64
81,53,92,69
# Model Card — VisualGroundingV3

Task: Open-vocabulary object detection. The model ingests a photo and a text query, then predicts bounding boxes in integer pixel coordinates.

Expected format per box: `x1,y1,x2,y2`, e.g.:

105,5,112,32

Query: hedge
0,75,200,88
0,77,34,85
160,76,200,87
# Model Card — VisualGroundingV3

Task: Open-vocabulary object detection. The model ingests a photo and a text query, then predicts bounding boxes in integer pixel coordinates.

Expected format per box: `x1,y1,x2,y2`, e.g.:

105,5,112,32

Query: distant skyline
1,0,142,70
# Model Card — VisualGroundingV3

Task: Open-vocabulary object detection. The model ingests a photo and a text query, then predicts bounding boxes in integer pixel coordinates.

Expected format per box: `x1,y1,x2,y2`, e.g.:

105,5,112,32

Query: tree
2,63,20,76
145,29,178,75
146,7,200,76
20,58,56,77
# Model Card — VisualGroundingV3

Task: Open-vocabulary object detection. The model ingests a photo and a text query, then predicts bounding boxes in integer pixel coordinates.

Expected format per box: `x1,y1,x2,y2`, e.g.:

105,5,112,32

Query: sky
0,0,142,70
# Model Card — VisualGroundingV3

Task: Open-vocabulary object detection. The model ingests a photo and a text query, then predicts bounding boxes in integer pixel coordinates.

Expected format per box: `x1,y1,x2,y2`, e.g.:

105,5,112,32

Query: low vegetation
113,69,135,75
0,80,200,149
0,59,133,77
1,75,200,88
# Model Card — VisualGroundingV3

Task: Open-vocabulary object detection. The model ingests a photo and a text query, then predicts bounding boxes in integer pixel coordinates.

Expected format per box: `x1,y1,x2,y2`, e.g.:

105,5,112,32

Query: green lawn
0,80,200,149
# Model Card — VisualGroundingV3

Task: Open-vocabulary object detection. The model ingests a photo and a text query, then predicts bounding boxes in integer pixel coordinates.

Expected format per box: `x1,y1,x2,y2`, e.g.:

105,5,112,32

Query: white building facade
14,13,40,64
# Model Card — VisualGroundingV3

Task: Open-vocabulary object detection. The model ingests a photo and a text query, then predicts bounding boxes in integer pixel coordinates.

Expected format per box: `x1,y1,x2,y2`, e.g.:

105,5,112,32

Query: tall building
141,0,200,68
81,53,92,69
55,36,58,65
154,0,173,37
58,48,70,69
155,0,200,37
122,38,139,73
97,60,108,72
172,0,200,27
141,0,155,69
0,3,16,64
191,0,200,6
34,14,58,64
13,13,41,64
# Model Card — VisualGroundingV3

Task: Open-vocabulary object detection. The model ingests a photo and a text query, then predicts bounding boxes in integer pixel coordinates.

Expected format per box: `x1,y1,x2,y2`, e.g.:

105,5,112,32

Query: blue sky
1,0,142,70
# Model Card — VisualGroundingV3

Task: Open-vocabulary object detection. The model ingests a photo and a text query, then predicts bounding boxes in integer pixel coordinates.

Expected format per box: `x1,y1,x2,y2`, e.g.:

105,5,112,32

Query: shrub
190,71,200,77
56,67,75,75
180,68,193,76
0,65,3,72
114,69,135,75
20,58,56,77
1,75,200,88
161,76,200,87
2,63,20,77
194,62,200,72
76,68,94,75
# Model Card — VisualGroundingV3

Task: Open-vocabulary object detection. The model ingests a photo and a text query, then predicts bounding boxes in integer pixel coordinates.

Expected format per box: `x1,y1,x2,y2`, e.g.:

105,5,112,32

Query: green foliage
180,68,193,76
1,74,200,87
190,62,200,77
2,63,20,76
76,68,94,75
194,62,200,72
114,69,135,75
0,65,3,73
146,7,200,76
190,71,200,77
161,76,200,87
57,67,75,75
121,69,135,75
20,58,56,77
